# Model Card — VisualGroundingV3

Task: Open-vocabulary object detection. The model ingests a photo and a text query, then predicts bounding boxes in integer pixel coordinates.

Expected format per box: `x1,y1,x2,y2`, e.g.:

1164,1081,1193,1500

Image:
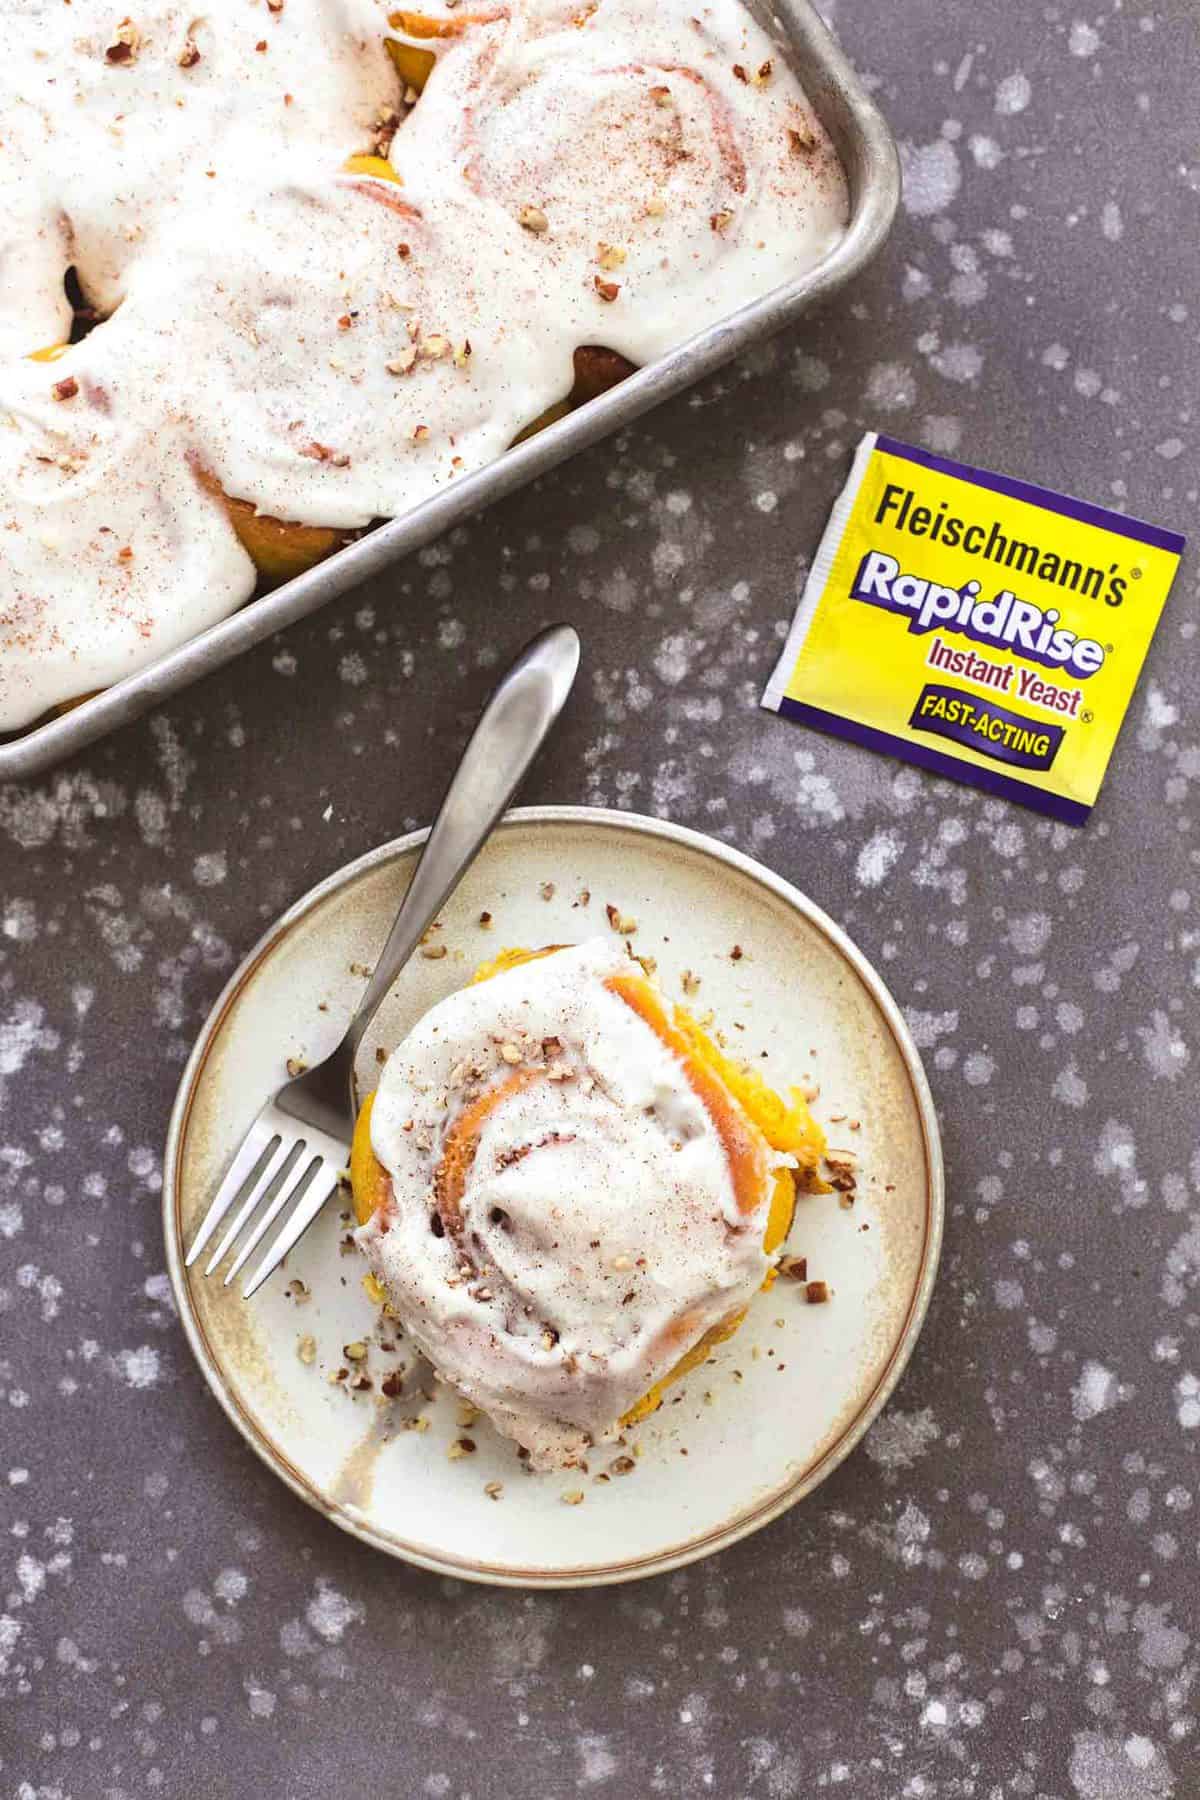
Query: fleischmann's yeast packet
763,432,1185,825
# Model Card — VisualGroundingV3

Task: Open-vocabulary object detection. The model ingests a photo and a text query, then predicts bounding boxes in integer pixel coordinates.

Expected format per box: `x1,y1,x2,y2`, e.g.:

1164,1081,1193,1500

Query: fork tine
242,1162,344,1299
203,1137,305,1276
222,1148,321,1287
185,1118,280,1267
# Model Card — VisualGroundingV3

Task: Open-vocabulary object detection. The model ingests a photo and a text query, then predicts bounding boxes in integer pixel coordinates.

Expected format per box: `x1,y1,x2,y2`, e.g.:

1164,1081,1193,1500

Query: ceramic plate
164,807,943,1587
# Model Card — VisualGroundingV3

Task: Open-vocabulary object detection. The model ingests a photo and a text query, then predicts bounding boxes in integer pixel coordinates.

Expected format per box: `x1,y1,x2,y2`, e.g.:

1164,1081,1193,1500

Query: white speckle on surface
653,634,695,686
1139,683,1178,753
1053,1063,1089,1108
969,133,1003,169
1176,1374,1200,1431
855,829,903,888
0,1614,22,1676
864,362,916,412
1069,20,1100,56
0,1000,59,1092
1009,912,1051,956
1137,1011,1189,1081
994,71,1031,115
15,1553,46,1603
894,1501,931,1568
949,266,987,308
112,1346,161,1389
864,1407,940,1471
899,138,961,217
2,899,38,943
306,1580,363,1644
930,342,984,384
905,1008,958,1049
1073,1361,1120,1422
902,263,931,302
1101,201,1123,242
142,1272,176,1311
214,1569,249,1606
193,851,228,887
963,1051,996,1087
245,1680,276,1719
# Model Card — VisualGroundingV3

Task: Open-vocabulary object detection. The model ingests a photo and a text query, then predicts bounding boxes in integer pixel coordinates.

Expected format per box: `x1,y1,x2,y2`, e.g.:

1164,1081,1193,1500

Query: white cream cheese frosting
0,0,848,729
392,0,849,365
358,939,783,1468
0,0,396,353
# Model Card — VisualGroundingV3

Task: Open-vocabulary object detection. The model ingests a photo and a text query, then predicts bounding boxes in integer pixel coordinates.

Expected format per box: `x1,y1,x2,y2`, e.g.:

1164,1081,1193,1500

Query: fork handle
342,623,580,1063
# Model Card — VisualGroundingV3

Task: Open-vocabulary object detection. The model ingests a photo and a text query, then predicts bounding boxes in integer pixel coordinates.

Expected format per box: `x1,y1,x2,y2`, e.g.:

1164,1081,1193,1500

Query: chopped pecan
105,19,140,63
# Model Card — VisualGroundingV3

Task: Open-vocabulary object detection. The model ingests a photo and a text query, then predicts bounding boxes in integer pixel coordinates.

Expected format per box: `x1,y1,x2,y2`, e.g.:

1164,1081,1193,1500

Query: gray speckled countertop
3,3,1199,1796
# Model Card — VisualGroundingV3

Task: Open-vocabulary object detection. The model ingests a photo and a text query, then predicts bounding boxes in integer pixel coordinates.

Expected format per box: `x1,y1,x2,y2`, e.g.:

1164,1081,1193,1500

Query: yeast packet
763,432,1185,825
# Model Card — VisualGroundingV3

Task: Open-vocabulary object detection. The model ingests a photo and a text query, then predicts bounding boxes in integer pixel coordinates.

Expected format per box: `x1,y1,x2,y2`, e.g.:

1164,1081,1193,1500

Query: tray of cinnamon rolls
0,0,898,774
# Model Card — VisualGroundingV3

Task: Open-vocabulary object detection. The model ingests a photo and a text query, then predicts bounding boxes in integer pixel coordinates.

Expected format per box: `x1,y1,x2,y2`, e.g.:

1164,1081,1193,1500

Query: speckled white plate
164,807,942,1587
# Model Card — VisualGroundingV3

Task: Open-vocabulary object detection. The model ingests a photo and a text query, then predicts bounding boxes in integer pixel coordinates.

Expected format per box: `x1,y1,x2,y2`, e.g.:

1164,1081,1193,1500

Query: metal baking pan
1,0,899,781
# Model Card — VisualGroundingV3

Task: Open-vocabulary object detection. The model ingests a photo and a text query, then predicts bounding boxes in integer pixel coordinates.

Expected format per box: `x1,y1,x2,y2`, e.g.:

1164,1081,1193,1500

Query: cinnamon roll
390,0,848,362
351,938,825,1469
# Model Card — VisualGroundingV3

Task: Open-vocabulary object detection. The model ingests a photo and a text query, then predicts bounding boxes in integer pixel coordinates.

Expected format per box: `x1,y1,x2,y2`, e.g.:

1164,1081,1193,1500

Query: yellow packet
763,432,1185,824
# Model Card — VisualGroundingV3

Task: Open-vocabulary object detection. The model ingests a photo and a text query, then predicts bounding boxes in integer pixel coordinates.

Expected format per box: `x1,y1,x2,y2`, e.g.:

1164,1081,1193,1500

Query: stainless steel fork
184,623,581,1297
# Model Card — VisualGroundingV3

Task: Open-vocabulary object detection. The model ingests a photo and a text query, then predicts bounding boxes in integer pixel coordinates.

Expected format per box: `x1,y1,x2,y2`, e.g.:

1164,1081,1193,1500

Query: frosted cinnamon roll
0,0,396,351
0,358,252,725
351,938,825,1469
120,163,566,532
390,0,848,363
0,164,561,728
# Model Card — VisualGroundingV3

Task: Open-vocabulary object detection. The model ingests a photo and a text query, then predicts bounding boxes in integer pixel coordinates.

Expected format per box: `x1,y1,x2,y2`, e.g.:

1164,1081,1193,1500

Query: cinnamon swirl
351,938,826,1469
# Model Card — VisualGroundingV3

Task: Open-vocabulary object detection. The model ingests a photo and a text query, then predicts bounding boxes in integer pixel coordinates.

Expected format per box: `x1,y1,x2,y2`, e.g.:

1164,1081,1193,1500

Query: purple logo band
908,683,1064,773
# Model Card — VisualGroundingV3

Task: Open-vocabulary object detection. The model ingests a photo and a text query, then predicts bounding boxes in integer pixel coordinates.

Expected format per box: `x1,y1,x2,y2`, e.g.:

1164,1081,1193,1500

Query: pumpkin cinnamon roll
390,0,848,365
351,938,824,1469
